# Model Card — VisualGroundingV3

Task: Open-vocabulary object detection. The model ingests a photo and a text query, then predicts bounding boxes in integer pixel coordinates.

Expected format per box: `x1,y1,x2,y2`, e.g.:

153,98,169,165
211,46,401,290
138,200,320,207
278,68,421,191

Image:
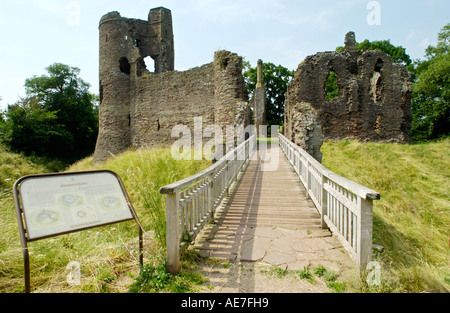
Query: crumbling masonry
93,8,412,165
93,8,252,163
284,32,412,162
250,59,267,131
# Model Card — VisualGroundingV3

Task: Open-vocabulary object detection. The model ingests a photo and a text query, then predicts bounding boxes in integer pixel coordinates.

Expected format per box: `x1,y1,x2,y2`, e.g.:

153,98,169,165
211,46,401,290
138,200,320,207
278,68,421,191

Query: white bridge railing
160,135,257,274
279,134,380,270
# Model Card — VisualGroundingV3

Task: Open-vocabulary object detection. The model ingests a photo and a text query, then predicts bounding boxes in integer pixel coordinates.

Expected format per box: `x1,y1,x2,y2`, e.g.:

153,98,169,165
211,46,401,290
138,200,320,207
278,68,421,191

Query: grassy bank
1,139,449,293
321,139,450,292
0,147,210,293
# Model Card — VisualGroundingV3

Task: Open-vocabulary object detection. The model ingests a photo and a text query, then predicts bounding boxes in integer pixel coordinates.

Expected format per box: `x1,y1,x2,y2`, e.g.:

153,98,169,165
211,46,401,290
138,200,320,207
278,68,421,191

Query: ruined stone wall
131,64,216,149
285,32,412,162
93,8,250,163
131,53,250,149
213,51,250,128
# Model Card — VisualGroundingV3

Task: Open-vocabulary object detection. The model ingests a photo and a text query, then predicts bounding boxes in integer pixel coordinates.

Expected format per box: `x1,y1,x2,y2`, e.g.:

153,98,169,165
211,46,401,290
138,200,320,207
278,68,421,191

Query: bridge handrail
279,134,380,269
161,135,257,274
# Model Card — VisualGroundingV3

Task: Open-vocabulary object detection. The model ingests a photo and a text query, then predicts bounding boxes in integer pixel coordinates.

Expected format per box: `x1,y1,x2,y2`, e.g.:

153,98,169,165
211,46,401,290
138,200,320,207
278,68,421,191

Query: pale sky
0,0,449,109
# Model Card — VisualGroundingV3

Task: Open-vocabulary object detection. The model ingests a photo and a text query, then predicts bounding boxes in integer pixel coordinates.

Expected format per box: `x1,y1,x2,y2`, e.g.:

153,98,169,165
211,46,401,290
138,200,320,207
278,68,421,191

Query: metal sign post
13,170,143,293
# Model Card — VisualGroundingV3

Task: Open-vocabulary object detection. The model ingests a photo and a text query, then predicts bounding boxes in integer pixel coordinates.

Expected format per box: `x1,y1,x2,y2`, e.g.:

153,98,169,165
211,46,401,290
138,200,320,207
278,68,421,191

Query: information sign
13,170,143,292
18,171,134,240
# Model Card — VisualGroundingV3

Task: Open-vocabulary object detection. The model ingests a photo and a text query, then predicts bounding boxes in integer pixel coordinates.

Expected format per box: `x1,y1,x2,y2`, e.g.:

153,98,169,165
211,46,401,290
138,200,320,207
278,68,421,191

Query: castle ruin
284,32,412,162
93,8,253,163
93,7,412,165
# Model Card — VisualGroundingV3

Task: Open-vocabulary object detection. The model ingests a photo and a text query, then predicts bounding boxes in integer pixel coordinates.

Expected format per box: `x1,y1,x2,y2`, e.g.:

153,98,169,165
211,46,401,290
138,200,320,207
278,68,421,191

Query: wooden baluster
321,175,328,229
166,191,180,275
357,197,373,270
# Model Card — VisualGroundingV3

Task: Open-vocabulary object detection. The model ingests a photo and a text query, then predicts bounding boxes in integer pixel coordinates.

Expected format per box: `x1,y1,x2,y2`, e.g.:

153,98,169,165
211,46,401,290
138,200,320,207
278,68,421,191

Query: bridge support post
166,192,180,275
321,175,328,229
306,161,310,200
208,180,215,224
357,197,373,270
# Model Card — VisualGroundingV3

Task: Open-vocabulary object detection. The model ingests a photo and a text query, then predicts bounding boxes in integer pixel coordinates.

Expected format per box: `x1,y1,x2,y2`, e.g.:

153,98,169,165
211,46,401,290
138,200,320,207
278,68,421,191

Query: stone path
193,145,356,292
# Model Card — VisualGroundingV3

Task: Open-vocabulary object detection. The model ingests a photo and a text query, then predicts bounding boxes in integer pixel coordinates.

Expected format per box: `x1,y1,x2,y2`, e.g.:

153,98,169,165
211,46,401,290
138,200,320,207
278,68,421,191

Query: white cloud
419,37,431,49
300,0,365,31
183,0,365,34
407,29,417,40
30,0,66,13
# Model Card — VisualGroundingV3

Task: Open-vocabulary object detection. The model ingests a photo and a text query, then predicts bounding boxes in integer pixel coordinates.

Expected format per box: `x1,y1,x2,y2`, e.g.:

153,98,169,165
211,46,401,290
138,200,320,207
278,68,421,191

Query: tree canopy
410,23,450,141
243,61,294,130
0,105,5,140
1,63,98,160
337,39,412,66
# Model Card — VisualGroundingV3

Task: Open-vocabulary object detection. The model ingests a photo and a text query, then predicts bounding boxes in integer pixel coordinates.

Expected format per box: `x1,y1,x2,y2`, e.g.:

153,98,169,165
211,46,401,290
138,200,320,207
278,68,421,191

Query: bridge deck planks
193,145,356,281
215,145,322,229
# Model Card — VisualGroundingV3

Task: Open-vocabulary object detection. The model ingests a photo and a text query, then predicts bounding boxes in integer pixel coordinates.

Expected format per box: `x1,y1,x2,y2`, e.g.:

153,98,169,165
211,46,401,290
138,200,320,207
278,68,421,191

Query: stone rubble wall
285,32,412,162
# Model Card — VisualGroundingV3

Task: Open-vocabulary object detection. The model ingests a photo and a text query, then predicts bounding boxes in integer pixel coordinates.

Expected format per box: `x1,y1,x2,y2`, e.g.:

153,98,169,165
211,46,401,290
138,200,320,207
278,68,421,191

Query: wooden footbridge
160,135,380,274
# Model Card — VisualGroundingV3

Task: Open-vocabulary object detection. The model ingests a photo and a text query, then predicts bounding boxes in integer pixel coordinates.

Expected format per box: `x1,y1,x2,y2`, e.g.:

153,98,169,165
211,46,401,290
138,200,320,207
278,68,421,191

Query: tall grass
2,140,448,293
69,148,210,246
0,147,209,293
321,139,450,292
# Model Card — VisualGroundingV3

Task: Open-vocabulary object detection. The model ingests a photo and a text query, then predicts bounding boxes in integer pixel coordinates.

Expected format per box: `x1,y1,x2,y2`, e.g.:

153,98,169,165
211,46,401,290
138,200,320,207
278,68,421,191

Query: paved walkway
194,145,355,289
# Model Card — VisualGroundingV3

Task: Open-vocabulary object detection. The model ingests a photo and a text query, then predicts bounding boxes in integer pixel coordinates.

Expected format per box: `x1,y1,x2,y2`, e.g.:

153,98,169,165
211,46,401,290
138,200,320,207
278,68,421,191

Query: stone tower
93,7,251,164
94,8,175,163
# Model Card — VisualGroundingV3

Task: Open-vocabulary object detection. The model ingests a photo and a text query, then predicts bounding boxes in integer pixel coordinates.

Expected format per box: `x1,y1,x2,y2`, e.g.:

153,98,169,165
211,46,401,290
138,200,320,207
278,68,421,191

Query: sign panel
18,171,134,241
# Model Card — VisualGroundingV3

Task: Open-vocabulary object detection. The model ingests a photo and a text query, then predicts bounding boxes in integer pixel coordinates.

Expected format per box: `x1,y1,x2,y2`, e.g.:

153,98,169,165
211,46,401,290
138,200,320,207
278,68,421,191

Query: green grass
261,264,346,293
1,139,449,293
68,148,210,247
129,249,205,293
321,139,450,292
0,146,210,293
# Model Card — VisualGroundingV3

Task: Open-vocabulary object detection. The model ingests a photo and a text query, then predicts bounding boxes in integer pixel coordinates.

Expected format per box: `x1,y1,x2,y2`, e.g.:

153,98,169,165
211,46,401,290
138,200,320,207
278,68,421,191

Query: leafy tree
0,107,6,142
337,39,412,67
3,63,98,159
424,24,450,59
3,97,64,155
410,24,450,141
243,61,294,130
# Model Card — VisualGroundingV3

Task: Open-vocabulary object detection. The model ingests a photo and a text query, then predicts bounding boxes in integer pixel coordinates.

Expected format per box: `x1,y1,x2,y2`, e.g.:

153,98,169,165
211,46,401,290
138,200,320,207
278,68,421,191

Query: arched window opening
325,71,339,101
374,58,383,73
370,71,383,103
119,57,131,75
